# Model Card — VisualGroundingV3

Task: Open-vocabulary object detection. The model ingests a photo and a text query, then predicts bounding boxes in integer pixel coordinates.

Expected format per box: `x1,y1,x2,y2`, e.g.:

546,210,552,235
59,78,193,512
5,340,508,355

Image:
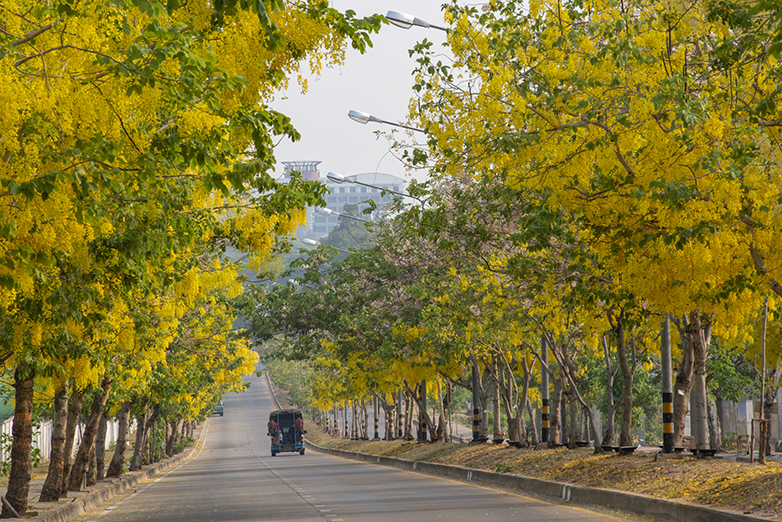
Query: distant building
282,161,407,237
282,160,321,182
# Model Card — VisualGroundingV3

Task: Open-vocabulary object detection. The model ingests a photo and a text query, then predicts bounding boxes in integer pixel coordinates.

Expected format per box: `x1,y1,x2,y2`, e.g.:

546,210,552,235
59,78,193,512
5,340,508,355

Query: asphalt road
76,371,636,522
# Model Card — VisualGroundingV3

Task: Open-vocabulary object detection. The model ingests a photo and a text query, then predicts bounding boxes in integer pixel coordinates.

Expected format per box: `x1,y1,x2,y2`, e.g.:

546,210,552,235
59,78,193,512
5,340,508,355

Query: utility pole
472,358,481,442
419,380,427,442
661,314,673,453
759,296,769,465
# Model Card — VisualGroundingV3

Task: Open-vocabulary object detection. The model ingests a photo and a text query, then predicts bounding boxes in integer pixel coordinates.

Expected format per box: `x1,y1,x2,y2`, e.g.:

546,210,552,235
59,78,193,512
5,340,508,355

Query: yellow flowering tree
0,0,381,514
408,0,781,451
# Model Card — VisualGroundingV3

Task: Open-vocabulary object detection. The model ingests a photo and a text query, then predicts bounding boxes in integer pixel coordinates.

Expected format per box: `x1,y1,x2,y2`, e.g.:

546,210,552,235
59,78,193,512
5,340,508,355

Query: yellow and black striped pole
662,392,673,451
472,361,481,442
542,399,550,443
661,315,674,453
419,380,427,442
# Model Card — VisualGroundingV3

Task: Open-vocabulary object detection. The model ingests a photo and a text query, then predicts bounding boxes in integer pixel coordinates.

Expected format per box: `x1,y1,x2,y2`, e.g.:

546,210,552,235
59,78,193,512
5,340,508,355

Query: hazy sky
271,1,452,184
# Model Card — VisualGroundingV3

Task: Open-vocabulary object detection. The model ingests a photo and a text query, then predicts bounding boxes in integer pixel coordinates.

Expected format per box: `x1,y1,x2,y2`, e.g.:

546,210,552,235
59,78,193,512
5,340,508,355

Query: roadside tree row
0,0,381,516
249,0,782,460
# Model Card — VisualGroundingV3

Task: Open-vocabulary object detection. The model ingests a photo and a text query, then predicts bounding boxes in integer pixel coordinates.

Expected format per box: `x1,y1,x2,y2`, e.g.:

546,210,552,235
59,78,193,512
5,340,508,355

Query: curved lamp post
386,10,447,32
326,171,425,207
348,109,425,133
315,207,373,224
302,237,351,254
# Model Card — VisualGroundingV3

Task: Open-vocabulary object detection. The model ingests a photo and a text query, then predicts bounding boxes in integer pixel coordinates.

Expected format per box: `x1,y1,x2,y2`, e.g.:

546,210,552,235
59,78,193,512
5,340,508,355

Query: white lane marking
255,374,345,522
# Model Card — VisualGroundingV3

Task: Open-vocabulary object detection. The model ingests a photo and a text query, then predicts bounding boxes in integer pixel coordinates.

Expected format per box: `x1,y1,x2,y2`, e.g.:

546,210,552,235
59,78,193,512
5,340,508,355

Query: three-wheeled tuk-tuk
268,408,305,456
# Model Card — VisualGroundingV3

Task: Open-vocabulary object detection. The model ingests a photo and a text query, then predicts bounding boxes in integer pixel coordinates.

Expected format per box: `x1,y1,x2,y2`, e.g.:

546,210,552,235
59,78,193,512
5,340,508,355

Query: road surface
76,371,639,522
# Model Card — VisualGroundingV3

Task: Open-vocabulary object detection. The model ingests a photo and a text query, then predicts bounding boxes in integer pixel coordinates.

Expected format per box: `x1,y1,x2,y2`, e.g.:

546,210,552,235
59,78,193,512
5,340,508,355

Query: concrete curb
29,420,208,522
304,442,768,522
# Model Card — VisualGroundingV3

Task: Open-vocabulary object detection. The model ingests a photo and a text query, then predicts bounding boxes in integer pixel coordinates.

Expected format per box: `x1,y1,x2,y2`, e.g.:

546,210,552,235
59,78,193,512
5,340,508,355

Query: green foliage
0,433,42,476
172,435,195,454
264,356,314,410
707,341,756,402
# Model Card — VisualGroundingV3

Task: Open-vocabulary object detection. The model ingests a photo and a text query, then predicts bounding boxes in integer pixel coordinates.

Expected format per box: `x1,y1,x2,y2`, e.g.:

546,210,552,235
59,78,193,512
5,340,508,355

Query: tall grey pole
472,358,481,442
419,380,427,441
541,336,549,443
760,296,769,464
661,314,673,453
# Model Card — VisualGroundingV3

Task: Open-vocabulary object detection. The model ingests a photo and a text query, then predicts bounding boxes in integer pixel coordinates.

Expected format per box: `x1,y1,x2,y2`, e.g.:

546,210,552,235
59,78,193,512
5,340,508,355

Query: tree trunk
144,406,161,464
549,373,562,447
129,407,148,471
86,443,97,487
525,401,538,445
362,400,369,439
689,312,712,452
763,392,775,456
492,356,502,440
2,365,35,518
615,320,634,447
60,386,84,497
437,378,450,442
467,355,489,442
404,390,414,440
672,316,695,447
567,391,578,448
68,376,111,491
499,361,522,443
382,394,396,441
601,336,618,446
40,382,69,502
706,389,719,451
517,356,534,443
95,408,108,481
106,401,133,477
404,381,437,442
166,419,178,457
546,338,604,454
714,387,725,449
386,397,396,441
149,417,157,463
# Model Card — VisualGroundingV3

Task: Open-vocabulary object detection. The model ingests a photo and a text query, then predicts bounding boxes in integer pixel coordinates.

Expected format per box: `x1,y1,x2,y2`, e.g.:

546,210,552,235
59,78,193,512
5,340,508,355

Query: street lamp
348,110,425,133
327,172,425,206
315,207,373,224
302,237,351,254
326,177,429,442
386,10,448,32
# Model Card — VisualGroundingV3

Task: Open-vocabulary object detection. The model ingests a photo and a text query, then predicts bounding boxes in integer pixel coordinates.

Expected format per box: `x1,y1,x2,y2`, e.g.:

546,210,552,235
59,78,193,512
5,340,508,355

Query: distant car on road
212,400,224,416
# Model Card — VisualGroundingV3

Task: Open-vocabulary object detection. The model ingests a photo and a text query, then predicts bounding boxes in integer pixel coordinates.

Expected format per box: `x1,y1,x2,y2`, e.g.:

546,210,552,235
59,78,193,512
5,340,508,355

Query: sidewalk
24,421,207,522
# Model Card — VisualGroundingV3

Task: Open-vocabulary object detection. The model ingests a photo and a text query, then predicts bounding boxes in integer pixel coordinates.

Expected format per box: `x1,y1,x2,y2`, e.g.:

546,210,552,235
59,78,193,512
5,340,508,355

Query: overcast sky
271,1,453,184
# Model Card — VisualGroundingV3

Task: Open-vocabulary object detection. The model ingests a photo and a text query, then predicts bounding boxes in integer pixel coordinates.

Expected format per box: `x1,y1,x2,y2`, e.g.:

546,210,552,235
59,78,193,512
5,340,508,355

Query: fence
0,416,121,463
